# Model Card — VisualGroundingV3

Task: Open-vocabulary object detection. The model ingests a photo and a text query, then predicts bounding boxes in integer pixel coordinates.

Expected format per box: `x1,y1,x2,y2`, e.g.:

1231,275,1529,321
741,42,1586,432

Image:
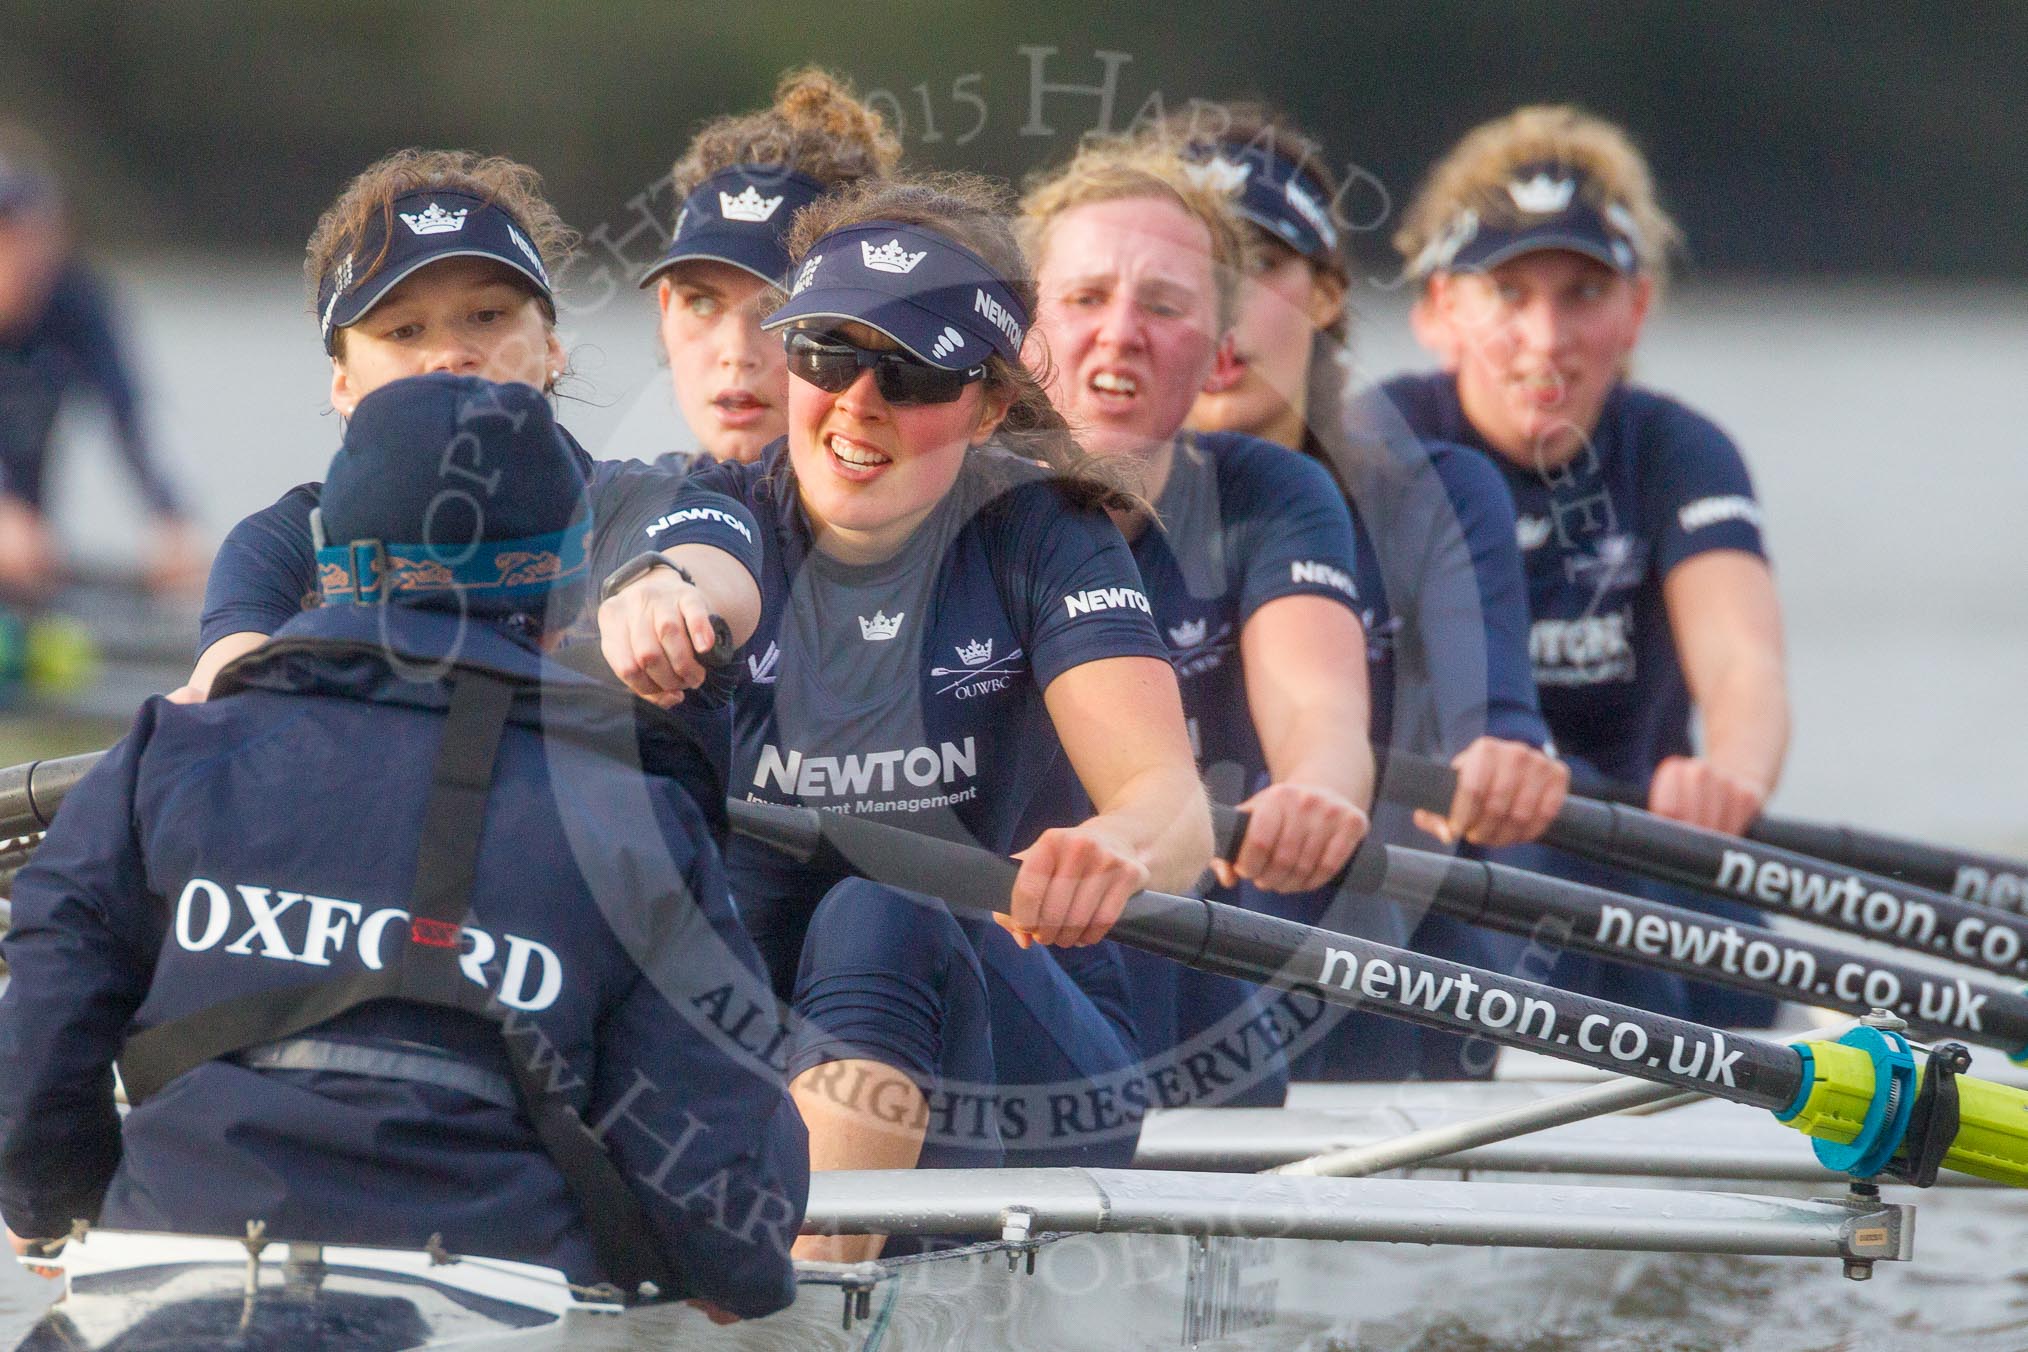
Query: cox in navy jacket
0,603,807,1317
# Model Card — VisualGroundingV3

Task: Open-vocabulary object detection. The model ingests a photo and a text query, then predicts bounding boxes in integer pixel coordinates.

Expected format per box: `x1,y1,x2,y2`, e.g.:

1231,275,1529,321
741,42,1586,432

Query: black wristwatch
600,551,693,602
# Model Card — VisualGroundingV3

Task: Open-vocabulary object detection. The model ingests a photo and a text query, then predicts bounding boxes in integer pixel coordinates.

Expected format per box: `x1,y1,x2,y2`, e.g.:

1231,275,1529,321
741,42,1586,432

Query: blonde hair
304,149,575,347
1019,136,1250,333
1396,105,1681,290
670,68,900,200
785,173,1138,514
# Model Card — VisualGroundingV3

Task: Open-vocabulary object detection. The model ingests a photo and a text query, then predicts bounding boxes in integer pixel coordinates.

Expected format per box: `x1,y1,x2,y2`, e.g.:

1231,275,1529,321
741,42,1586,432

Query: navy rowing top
0,262,182,515
1374,372,1767,782
1130,431,1363,801
687,443,1169,989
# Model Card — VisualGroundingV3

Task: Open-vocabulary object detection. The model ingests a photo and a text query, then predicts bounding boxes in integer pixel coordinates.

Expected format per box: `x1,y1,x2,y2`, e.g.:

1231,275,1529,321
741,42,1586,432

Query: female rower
1384,105,1789,1023
0,123,203,599
179,149,762,718
639,68,898,466
686,174,1211,1259
1019,138,1372,1092
1157,107,1569,1076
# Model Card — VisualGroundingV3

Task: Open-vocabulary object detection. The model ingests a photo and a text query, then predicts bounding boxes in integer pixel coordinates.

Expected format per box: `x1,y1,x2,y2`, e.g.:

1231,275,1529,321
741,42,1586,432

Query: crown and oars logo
858,609,905,641
720,184,786,223
861,238,929,274
399,202,470,236
955,638,993,667
1167,618,1209,649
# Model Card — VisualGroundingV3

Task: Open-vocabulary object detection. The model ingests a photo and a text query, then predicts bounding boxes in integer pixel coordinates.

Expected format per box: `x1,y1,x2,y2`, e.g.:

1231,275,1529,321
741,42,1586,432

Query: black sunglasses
785,329,987,406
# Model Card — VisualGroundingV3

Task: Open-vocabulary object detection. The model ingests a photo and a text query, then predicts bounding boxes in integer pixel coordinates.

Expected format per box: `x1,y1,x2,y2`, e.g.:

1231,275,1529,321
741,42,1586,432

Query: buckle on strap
409,917,463,949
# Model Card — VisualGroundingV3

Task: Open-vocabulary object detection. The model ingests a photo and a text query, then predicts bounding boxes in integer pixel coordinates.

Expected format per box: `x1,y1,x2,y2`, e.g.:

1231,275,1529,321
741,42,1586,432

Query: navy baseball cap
316,189,555,353
762,220,1028,371
1411,163,1642,278
1183,139,1340,262
637,163,828,290
314,373,591,622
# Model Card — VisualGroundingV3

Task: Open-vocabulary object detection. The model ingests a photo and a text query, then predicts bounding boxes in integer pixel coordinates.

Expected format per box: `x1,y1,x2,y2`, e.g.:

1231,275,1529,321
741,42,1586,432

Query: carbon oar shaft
728,797,1809,1113
1568,765,2028,908
1747,817,2028,909
732,799,2028,1191
1360,838,2028,1056
1381,755,2028,987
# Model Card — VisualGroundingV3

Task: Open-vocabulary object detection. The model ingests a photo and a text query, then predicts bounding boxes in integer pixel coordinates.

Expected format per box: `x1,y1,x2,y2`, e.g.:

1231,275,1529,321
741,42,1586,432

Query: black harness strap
116,671,675,1299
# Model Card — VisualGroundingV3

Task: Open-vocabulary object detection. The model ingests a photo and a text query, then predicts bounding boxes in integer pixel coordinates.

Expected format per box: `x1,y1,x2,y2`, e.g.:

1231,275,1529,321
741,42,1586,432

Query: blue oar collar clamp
1779,1024,1918,1178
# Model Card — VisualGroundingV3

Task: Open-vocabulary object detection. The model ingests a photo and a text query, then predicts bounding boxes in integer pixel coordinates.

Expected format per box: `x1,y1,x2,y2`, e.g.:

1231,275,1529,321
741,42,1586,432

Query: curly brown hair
782,172,1139,513
304,149,577,351
669,68,900,202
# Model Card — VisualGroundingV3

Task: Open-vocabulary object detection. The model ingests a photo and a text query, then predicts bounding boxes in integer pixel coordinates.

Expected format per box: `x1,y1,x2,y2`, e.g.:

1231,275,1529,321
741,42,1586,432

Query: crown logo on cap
858,609,905,641
399,202,470,236
956,637,993,667
720,184,785,223
1507,172,1576,215
1167,618,1208,649
861,238,928,274
1184,157,1251,197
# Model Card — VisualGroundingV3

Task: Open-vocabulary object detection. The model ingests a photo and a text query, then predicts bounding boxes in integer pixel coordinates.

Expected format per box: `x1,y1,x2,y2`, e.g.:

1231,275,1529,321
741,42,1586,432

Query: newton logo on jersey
1290,560,1358,600
753,737,978,799
1064,586,1151,618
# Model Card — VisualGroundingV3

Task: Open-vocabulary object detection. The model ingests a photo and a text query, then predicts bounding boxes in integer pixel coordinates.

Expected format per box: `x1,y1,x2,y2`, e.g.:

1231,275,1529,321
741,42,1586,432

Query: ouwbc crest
1184,156,1251,196
858,609,905,641
399,202,469,236
1507,172,1577,215
720,184,785,222
861,238,928,274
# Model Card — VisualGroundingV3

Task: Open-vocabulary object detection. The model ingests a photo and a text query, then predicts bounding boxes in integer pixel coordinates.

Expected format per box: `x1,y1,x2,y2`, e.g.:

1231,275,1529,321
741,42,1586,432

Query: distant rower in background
1381,105,1789,1025
0,124,203,602
642,68,898,466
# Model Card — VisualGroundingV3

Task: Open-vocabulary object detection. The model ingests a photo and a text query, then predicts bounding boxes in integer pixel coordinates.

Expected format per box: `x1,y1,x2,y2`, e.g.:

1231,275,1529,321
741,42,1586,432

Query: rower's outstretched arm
1227,595,1373,892
1660,549,1790,834
1025,654,1212,946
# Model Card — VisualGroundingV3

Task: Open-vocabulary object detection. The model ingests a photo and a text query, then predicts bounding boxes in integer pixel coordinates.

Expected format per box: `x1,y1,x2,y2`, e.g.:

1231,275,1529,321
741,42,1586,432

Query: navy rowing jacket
0,604,806,1317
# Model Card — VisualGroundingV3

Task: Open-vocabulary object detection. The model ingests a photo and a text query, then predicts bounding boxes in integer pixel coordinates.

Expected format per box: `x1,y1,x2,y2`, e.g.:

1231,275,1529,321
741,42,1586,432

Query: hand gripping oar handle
731,797,1801,1103
1379,754,2028,989
550,615,736,684
726,798,2028,1189
1565,764,2028,906
1210,804,2028,1059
